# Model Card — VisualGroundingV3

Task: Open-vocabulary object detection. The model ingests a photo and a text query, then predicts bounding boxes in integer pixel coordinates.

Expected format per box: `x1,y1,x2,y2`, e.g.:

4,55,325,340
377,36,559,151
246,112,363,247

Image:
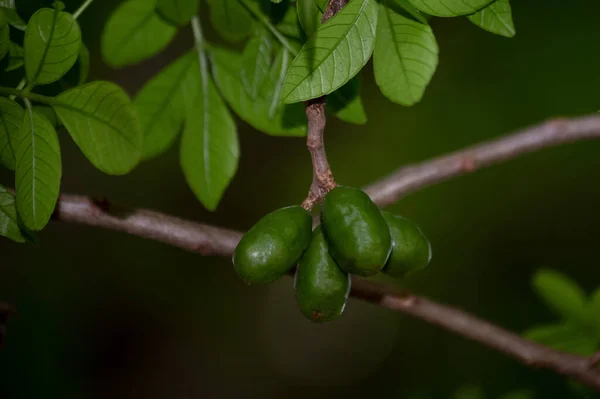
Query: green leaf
78,43,90,85
467,0,515,38
524,323,597,356
135,51,201,159
181,77,239,211
408,0,494,17
15,105,62,231
0,0,27,31
101,0,177,68
52,81,142,175
241,29,273,99
34,106,60,128
327,76,367,124
374,0,438,106
0,9,9,61
4,41,24,71
210,46,306,136
315,0,329,13
297,0,322,37
0,185,25,243
281,0,379,104
207,0,253,43
389,0,428,24
532,269,588,322
0,97,23,171
276,5,305,40
24,6,81,85
157,0,198,26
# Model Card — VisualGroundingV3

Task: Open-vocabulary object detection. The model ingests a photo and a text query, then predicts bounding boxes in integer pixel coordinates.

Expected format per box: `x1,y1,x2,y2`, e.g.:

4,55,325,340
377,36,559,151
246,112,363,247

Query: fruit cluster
233,186,431,322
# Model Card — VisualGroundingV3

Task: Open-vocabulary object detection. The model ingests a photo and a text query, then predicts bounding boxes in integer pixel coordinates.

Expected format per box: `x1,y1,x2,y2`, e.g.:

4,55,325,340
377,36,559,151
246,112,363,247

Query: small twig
365,116,600,206
301,0,349,210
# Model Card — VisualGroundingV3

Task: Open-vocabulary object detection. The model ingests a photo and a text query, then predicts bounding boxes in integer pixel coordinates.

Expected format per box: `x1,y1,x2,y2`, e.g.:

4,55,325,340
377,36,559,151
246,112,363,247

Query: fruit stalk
301,0,349,211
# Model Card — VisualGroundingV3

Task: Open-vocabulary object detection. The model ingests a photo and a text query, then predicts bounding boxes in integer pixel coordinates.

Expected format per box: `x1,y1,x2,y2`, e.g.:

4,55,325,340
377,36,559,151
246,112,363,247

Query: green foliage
0,8,9,61
281,0,379,103
532,269,588,322
101,0,176,68
0,97,22,170
77,43,90,85
210,46,306,136
52,82,142,175
467,0,515,38
207,0,253,43
180,68,239,211
0,0,26,30
157,0,198,26
135,51,201,159
524,269,600,358
0,184,26,243
409,0,495,17
0,0,519,242
240,29,273,100
24,5,81,85
15,105,61,231
327,77,367,124
315,0,330,13
297,0,322,37
374,0,438,106
4,41,23,72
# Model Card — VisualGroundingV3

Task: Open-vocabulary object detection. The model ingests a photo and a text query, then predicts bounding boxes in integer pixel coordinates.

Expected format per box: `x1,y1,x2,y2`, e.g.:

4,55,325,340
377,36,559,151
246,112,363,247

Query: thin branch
365,115,600,206
48,113,600,390
301,0,349,210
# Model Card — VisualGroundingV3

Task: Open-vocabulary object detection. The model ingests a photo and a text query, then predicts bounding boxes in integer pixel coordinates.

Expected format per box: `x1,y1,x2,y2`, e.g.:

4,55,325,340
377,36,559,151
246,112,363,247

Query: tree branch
364,115,600,206
45,113,600,390
301,0,349,210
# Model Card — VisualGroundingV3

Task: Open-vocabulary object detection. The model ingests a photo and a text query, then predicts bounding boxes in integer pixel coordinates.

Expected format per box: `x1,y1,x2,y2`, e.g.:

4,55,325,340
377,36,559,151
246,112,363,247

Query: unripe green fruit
295,227,351,322
233,206,312,284
321,186,392,276
381,211,432,278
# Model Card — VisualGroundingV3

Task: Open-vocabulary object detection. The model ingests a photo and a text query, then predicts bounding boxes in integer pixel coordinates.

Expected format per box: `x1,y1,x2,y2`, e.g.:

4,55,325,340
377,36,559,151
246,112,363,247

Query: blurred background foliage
2,0,600,397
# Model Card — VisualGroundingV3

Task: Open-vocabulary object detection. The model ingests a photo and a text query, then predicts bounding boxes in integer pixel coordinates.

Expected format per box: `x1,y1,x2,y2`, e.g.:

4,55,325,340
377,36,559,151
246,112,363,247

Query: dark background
2,0,600,397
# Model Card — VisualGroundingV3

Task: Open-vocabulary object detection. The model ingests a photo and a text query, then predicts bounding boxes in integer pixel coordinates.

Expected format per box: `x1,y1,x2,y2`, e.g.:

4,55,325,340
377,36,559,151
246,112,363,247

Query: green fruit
381,211,432,278
321,186,392,276
295,227,351,322
233,206,312,284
